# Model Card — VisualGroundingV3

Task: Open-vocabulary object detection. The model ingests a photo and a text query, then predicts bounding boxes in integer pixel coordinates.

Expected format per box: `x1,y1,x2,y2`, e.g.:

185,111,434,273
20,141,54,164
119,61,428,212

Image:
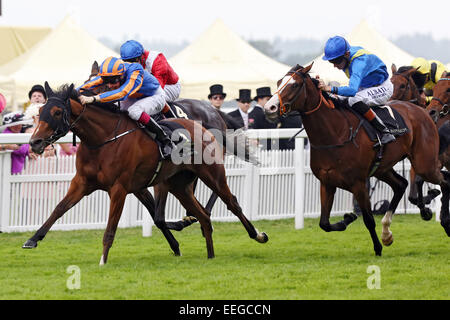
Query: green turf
0,214,449,300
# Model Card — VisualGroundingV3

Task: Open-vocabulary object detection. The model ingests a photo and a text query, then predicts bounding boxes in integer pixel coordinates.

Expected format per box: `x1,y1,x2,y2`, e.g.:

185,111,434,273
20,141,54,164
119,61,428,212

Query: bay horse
83,62,254,231
23,82,268,264
390,64,441,218
264,64,450,256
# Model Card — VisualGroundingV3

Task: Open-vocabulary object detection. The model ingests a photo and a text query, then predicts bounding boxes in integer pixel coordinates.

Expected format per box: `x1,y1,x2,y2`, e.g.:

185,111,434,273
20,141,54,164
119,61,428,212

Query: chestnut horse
390,64,441,218
23,82,268,264
264,64,450,256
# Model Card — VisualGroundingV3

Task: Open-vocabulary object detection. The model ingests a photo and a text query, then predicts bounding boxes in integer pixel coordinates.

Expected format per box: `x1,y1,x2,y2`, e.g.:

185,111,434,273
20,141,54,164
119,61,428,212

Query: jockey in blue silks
78,57,176,158
316,36,395,146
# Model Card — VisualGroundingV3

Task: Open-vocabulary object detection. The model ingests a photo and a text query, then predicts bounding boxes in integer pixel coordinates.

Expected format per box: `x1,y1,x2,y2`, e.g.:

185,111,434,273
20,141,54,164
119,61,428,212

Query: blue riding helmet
322,36,350,61
120,40,145,60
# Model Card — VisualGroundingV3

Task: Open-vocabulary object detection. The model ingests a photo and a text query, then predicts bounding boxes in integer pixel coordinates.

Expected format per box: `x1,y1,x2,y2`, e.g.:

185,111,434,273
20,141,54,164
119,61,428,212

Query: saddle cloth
349,105,409,142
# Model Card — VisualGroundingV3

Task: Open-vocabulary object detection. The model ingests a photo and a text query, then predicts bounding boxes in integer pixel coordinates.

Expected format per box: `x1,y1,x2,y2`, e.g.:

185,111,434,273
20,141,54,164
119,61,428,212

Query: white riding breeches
120,87,166,120
163,81,181,103
347,78,394,107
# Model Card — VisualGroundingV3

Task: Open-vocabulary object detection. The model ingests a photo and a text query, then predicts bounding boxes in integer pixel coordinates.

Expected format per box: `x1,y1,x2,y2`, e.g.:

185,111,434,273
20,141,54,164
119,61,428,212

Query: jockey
317,36,395,146
411,57,448,103
78,56,176,159
120,40,181,113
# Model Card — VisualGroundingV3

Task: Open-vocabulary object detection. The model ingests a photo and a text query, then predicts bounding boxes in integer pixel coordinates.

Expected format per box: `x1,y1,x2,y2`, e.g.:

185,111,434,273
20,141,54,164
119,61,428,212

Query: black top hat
253,87,272,101
208,84,226,99
28,84,47,100
236,89,252,103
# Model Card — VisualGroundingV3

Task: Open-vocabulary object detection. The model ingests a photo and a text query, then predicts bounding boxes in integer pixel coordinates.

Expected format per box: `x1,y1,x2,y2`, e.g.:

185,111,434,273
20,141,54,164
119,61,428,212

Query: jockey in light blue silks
78,56,175,158
316,36,396,146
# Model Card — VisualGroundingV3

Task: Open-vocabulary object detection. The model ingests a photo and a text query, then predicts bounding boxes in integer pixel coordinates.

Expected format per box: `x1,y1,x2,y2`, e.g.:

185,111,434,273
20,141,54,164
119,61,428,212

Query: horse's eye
400,84,406,89
292,83,299,88
54,110,62,116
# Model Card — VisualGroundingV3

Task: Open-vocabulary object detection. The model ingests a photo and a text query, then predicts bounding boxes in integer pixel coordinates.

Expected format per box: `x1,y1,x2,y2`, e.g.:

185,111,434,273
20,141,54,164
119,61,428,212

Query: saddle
347,104,409,145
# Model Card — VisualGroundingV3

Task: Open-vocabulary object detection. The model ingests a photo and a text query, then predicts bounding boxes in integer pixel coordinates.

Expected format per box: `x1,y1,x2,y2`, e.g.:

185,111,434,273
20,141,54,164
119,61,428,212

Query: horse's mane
55,84,124,114
396,66,414,74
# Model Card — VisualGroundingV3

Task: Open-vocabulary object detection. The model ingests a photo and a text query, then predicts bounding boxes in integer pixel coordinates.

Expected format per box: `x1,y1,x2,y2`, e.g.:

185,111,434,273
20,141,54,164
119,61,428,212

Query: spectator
248,87,277,149
208,84,227,110
28,84,47,104
0,112,36,174
228,89,252,130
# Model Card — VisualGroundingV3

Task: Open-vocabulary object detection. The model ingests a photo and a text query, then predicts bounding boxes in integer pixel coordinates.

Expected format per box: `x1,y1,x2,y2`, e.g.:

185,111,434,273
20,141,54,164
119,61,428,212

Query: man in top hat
208,84,227,110
228,89,252,130
248,86,278,149
28,84,47,104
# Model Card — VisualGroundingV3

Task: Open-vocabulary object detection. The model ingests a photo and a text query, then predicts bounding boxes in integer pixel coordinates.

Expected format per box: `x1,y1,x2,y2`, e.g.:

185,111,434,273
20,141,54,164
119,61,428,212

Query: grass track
0,215,449,300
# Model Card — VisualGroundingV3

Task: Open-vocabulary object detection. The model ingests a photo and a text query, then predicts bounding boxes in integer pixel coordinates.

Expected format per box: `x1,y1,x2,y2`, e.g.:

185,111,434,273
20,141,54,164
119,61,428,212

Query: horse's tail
219,128,260,166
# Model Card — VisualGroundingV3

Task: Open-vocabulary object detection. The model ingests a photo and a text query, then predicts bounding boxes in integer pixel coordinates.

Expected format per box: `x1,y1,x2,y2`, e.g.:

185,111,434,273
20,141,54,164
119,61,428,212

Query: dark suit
228,109,245,129
277,114,305,150
248,105,277,150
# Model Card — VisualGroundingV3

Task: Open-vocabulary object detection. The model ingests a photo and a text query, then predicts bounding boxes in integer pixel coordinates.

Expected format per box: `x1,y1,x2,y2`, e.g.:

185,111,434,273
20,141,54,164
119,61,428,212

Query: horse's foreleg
100,184,127,265
408,168,419,205
22,176,87,249
377,169,409,246
439,171,450,236
318,183,357,232
353,182,383,256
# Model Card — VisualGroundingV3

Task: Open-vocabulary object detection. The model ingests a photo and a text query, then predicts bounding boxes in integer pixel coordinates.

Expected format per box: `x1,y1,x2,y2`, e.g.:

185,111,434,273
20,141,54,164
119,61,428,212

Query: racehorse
390,64,440,217
264,64,450,256
23,82,268,264
84,62,255,230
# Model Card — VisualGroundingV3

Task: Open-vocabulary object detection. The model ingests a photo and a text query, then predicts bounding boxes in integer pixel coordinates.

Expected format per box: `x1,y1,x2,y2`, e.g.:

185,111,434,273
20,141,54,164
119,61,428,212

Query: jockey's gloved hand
80,95,98,105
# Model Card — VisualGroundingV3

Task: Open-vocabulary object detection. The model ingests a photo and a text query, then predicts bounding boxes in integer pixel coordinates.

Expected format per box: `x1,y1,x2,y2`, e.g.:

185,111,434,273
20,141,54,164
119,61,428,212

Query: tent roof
169,19,290,100
0,15,118,105
307,20,415,86
0,25,51,67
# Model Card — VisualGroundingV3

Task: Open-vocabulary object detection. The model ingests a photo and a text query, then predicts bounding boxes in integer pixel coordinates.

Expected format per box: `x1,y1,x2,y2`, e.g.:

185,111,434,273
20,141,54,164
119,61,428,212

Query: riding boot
145,116,175,159
352,101,396,146
370,115,396,145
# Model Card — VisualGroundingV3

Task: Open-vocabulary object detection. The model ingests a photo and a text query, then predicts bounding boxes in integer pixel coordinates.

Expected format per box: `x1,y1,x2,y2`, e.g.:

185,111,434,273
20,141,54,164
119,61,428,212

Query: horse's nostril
270,105,277,112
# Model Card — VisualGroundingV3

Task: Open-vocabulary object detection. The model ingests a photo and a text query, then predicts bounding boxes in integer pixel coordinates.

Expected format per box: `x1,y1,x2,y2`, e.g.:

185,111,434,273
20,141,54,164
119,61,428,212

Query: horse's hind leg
376,169,408,246
23,175,87,249
318,183,357,232
134,188,182,256
100,183,128,265
169,182,215,259
195,164,268,243
439,171,450,236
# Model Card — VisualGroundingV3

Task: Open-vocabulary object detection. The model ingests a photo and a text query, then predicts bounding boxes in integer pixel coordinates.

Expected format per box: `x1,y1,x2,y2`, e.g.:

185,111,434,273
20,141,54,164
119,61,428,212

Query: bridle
392,73,420,104
276,70,332,117
430,78,450,118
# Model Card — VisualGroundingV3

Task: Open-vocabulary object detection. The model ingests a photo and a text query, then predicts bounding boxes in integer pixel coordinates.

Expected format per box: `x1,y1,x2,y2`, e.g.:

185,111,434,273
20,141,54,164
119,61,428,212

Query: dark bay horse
23,82,268,264
390,64,441,217
84,62,255,229
264,64,450,256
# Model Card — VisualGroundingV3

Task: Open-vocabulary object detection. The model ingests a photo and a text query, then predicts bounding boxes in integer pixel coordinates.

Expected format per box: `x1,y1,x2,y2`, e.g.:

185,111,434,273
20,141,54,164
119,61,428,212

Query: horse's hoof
183,216,198,225
382,232,394,246
344,213,358,223
256,232,269,243
425,189,441,204
420,208,433,221
408,196,418,206
22,239,37,249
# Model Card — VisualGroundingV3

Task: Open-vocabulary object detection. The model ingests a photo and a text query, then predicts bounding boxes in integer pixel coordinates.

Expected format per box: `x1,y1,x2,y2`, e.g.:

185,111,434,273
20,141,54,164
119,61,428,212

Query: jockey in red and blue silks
78,57,176,158
316,36,395,146
120,40,180,114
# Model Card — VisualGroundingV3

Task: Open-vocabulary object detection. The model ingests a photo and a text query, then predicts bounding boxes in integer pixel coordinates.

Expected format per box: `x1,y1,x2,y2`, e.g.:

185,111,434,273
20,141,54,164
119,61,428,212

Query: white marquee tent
169,19,291,100
0,15,118,109
307,20,416,86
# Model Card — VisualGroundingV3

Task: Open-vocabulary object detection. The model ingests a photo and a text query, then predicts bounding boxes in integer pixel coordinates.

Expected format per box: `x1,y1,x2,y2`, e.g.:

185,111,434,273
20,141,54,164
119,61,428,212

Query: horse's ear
391,64,397,74
91,61,99,76
44,81,54,97
441,71,448,78
66,83,75,100
302,62,314,74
